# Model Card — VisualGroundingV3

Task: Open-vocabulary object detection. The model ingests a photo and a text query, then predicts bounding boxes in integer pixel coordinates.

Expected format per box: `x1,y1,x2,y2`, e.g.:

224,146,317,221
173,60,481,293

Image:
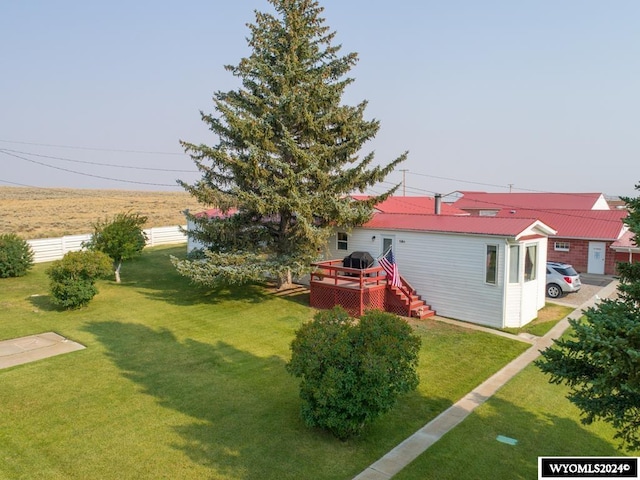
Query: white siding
502,237,548,328
504,284,522,327
326,228,549,328
327,229,507,328
593,194,611,210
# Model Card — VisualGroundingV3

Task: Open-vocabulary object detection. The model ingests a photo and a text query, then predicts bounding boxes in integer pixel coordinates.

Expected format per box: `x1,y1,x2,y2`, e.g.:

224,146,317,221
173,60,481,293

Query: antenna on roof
399,169,408,196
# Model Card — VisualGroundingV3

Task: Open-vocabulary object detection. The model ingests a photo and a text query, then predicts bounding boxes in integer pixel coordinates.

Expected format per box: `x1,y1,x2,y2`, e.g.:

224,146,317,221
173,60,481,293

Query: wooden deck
309,259,435,319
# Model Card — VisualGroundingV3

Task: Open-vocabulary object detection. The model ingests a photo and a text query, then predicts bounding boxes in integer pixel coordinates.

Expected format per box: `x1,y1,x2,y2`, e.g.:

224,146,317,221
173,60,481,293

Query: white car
546,262,581,298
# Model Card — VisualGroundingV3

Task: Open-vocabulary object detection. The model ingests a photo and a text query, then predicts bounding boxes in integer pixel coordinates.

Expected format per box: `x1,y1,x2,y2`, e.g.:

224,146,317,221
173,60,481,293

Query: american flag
379,248,401,287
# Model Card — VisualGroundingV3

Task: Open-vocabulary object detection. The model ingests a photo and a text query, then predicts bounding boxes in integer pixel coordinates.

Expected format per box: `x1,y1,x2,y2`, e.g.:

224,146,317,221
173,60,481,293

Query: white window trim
554,241,570,252
485,244,498,285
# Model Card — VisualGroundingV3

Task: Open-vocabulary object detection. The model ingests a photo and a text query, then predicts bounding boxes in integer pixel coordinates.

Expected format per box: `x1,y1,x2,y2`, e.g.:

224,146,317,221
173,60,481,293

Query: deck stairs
389,280,436,319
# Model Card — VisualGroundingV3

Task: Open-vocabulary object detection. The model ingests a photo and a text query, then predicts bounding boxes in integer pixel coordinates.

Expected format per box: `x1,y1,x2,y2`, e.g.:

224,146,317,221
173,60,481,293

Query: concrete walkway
0,332,85,370
353,280,620,480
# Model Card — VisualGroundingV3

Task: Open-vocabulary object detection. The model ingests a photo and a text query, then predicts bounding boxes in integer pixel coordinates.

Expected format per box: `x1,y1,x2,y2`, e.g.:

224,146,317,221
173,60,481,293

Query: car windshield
555,266,578,276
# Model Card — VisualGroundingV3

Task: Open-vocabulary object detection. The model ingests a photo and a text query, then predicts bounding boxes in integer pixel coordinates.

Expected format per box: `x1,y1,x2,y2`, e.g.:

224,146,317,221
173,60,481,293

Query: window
479,210,498,217
554,241,570,252
485,245,498,284
524,245,537,281
337,232,348,250
509,245,520,283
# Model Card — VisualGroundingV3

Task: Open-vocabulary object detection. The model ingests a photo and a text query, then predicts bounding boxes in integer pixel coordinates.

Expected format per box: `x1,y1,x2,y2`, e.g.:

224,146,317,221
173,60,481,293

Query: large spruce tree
536,182,640,452
174,0,406,286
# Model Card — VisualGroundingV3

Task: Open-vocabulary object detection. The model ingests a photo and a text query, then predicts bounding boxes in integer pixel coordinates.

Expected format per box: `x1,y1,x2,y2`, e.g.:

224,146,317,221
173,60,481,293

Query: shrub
287,307,422,440
84,212,148,283
47,250,113,309
0,233,34,278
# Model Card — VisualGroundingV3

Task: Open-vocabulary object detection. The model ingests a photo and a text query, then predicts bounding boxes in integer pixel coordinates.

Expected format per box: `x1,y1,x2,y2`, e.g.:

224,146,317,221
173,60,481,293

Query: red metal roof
194,208,238,219
495,209,627,240
351,195,468,215
454,191,607,211
195,196,467,218
364,213,554,238
611,230,638,251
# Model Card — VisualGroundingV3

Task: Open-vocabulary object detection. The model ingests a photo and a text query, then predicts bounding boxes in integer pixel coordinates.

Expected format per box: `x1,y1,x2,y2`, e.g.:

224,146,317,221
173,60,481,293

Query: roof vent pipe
435,193,442,215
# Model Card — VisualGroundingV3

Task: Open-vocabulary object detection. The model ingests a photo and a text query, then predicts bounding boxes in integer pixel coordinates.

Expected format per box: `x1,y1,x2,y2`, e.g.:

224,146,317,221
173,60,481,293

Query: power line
0,148,197,173
0,138,625,202
407,170,609,197
407,171,512,191
0,139,186,156
0,150,180,188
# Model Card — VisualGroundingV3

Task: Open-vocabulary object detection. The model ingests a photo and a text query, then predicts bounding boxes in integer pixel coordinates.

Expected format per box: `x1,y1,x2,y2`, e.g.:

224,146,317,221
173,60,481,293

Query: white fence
27,226,187,264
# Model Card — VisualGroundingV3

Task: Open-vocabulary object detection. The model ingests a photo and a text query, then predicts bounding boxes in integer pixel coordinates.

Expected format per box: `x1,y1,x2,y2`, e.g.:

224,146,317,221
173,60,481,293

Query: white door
588,241,606,274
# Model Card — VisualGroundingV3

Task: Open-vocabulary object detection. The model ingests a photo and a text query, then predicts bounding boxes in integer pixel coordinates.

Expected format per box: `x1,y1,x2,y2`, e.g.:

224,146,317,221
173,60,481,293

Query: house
611,230,640,265
351,195,468,215
316,212,556,329
453,191,611,216
452,192,628,275
186,197,557,328
185,208,237,253
494,209,628,275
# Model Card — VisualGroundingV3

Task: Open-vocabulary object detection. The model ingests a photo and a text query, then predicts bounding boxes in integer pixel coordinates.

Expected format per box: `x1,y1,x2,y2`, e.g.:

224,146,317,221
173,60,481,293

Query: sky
1,0,639,198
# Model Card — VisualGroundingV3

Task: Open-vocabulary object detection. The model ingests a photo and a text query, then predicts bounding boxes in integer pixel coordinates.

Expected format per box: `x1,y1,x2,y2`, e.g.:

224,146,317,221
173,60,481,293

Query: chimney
434,194,442,215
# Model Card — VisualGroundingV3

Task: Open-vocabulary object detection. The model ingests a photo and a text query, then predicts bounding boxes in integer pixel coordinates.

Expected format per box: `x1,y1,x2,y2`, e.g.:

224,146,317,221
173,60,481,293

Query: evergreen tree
174,0,406,286
536,182,640,452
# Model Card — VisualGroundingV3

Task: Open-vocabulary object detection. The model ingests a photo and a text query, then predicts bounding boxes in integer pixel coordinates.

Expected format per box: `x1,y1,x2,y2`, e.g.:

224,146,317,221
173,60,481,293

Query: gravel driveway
548,274,618,308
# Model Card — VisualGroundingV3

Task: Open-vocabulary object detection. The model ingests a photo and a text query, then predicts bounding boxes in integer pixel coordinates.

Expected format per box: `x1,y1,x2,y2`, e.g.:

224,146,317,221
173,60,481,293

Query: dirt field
0,187,203,239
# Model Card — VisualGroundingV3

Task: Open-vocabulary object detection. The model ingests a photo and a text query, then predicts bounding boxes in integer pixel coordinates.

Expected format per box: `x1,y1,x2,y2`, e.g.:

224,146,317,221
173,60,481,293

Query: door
381,236,395,256
588,241,606,274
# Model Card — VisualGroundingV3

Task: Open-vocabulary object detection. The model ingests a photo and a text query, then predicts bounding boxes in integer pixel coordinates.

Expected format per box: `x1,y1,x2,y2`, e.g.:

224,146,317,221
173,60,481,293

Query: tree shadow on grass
85,321,296,479
121,246,314,309
84,321,449,480
119,248,270,306
28,293,59,312
265,284,311,308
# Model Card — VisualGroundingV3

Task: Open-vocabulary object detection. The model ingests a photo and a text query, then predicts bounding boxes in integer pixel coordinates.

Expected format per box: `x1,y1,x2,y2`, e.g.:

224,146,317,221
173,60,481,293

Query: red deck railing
310,259,386,287
310,259,420,317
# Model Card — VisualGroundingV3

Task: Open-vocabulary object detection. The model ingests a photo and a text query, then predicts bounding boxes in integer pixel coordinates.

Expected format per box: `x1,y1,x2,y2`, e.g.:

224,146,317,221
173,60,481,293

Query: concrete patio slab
0,332,85,370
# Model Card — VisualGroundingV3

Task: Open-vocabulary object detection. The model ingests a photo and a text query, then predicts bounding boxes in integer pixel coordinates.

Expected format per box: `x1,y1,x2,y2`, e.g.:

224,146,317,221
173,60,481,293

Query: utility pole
399,169,408,196
508,183,514,193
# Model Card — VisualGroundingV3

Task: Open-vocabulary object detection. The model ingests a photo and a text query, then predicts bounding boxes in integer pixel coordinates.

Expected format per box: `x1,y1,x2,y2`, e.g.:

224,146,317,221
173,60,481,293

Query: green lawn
395,352,637,479
0,245,530,480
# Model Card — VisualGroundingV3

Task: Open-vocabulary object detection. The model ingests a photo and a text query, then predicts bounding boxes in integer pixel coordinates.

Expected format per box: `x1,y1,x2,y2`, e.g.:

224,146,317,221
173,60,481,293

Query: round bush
46,250,113,309
0,233,34,278
287,307,421,440
49,277,99,309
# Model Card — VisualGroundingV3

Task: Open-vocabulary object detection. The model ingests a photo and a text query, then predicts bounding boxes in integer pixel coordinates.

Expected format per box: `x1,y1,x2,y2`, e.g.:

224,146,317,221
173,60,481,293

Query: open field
0,245,536,480
0,187,202,239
